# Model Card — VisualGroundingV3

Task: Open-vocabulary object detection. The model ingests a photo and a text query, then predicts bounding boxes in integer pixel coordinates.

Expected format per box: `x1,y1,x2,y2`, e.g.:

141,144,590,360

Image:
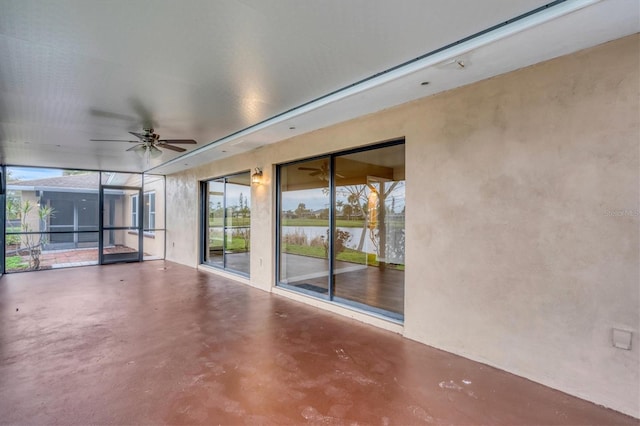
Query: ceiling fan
299,161,344,180
91,128,197,158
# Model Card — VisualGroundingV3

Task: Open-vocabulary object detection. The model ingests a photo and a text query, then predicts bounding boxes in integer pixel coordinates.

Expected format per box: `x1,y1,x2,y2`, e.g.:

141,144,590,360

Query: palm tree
19,200,55,270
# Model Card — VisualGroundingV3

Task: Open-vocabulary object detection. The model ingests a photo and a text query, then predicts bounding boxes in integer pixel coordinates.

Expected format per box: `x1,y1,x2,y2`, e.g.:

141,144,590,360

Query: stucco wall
165,35,639,417
123,177,166,258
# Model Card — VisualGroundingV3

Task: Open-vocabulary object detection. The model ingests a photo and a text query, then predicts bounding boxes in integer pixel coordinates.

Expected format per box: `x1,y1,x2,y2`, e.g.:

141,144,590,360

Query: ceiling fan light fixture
149,145,163,158
132,144,147,158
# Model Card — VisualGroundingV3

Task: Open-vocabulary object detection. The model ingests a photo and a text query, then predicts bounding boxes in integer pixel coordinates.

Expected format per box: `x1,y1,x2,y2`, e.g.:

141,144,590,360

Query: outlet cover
612,328,632,350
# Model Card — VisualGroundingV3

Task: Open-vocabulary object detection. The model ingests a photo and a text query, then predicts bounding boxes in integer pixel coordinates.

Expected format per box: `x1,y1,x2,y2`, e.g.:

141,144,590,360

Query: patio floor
0,261,635,424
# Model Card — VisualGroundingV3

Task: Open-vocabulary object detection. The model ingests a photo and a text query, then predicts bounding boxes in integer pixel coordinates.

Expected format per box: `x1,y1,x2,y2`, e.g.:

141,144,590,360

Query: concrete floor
0,261,635,425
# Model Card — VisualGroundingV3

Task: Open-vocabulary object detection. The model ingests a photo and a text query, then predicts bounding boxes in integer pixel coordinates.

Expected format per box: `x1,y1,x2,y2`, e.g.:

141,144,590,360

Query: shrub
282,229,308,245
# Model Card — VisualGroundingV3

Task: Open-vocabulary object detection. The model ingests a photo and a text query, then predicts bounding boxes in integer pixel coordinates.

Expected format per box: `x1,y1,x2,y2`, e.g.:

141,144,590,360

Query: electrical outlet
612,328,632,350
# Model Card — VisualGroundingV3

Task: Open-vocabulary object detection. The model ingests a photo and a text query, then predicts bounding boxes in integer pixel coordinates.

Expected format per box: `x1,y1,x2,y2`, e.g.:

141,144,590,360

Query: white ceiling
0,0,637,175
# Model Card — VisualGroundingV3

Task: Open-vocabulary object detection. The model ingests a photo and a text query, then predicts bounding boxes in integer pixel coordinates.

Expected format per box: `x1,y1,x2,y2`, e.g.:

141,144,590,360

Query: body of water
282,225,404,263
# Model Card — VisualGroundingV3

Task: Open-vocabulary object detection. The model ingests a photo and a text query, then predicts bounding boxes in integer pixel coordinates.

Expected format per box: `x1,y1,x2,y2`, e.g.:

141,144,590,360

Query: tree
6,192,21,222
6,169,17,183
18,200,55,270
295,203,307,218
342,204,353,220
347,191,363,215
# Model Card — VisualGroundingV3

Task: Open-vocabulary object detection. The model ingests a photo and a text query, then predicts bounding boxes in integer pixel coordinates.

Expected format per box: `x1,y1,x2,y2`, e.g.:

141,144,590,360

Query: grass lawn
282,218,364,228
282,243,404,270
209,237,249,252
208,217,251,227
6,255,28,270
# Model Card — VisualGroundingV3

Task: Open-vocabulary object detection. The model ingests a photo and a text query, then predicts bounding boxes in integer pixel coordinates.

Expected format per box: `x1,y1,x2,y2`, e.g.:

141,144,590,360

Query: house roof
8,173,100,193
9,173,99,189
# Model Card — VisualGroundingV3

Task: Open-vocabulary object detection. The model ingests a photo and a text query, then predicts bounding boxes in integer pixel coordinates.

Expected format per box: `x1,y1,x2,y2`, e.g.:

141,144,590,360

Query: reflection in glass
278,157,330,295
206,179,224,268
276,143,405,319
224,173,251,275
333,144,405,317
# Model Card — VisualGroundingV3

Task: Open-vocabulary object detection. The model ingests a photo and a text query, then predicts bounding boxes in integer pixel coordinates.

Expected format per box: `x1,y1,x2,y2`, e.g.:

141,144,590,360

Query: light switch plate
612,328,633,350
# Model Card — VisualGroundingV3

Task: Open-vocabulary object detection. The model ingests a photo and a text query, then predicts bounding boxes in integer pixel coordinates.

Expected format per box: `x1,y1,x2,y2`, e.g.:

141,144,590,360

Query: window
131,194,138,227
131,192,155,234
201,172,251,276
277,141,405,320
144,192,155,232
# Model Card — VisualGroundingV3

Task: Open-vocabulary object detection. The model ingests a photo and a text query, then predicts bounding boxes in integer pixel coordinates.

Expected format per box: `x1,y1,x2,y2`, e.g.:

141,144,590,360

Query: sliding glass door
332,146,405,317
278,157,330,296
277,141,405,320
202,172,251,276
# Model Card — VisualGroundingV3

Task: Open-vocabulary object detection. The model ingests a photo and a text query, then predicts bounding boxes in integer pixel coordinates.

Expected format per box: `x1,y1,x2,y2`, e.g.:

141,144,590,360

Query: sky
8,167,62,181
282,188,329,212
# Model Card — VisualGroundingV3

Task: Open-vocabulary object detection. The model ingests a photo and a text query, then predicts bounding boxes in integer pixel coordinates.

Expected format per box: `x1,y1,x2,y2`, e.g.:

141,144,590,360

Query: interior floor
0,261,634,425
282,253,404,315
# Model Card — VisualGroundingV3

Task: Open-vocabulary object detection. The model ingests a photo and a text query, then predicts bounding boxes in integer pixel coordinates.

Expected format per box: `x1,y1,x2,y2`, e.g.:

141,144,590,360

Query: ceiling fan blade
336,173,345,178
89,108,137,122
128,131,146,139
309,171,322,176
159,139,197,144
159,144,186,152
129,98,156,129
126,144,146,152
298,167,321,171
91,139,139,143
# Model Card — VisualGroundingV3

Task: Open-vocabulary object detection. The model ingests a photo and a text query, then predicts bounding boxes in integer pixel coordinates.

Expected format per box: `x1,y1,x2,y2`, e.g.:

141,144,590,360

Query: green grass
281,218,405,229
282,243,326,259
282,218,365,228
209,237,249,252
6,255,28,270
208,217,250,227
281,243,404,270
5,227,22,245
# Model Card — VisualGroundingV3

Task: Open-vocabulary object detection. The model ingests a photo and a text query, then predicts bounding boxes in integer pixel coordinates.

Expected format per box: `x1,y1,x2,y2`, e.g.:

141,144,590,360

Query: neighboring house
7,173,164,258
8,173,101,249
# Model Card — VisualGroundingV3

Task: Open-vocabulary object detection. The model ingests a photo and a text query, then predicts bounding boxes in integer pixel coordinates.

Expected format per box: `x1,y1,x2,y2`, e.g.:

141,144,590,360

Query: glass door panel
333,144,405,317
278,157,330,296
206,179,224,268
225,173,251,275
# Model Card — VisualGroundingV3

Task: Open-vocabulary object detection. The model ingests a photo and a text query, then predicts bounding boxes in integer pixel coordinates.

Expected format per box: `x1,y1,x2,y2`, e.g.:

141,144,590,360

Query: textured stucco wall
165,35,639,416
401,34,639,417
